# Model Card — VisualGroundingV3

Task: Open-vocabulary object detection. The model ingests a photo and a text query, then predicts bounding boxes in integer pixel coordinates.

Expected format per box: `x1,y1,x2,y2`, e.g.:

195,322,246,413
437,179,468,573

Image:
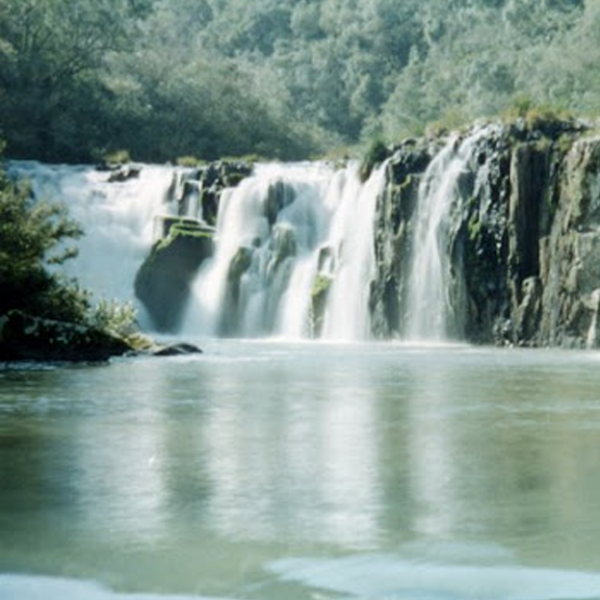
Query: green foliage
503,96,574,128
101,149,132,166
177,156,203,167
88,299,138,338
426,109,471,139
0,166,90,322
0,160,139,343
0,0,597,162
504,95,536,120
359,139,390,182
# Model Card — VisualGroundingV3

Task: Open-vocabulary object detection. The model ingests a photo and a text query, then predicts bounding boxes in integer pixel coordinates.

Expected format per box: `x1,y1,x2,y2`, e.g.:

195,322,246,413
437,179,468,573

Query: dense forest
0,0,595,164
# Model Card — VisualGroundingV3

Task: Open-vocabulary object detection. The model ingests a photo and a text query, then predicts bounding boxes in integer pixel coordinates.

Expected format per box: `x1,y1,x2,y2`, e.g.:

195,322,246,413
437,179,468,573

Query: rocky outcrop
309,273,333,337
371,116,600,348
370,137,434,338
0,310,131,362
106,164,142,183
134,218,214,332
175,160,253,226
133,159,253,334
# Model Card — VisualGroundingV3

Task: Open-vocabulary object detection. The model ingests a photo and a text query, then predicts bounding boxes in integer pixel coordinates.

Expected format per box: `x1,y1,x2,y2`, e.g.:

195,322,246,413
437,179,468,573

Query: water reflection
3,345,600,595
406,357,461,537
202,352,382,548
74,413,168,543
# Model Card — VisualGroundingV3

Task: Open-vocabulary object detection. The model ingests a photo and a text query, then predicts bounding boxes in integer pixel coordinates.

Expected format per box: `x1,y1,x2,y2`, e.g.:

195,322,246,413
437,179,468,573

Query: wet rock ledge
0,310,202,363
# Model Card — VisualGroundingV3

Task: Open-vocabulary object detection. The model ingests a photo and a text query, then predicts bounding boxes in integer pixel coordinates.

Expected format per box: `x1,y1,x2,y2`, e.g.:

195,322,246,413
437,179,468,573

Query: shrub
0,154,140,342
359,139,390,182
0,167,88,322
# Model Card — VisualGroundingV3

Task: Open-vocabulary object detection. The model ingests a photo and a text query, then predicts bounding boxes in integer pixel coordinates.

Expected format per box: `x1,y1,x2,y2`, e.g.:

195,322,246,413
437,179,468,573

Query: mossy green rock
135,219,214,332
227,246,253,284
310,273,332,337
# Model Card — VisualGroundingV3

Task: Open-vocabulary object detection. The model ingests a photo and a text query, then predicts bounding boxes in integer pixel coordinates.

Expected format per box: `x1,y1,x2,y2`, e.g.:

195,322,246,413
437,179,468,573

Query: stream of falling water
8,136,494,344
406,127,491,341
5,161,179,328
184,161,388,340
6,159,388,340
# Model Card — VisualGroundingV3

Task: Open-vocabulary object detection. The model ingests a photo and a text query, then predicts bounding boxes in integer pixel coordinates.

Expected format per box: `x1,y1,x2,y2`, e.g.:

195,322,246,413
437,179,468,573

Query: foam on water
0,575,229,600
270,554,600,600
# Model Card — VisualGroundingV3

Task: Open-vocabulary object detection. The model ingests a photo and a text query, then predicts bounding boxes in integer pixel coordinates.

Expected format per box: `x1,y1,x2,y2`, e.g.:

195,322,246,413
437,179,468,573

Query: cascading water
406,128,488,342
321,163,388,340
7,159,387,340
184,161,388,340
5,161,186,327
183,163,331,337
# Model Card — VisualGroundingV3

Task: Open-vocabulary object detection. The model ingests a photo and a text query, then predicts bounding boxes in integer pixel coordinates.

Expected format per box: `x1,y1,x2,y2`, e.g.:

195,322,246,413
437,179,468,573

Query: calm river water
2,341,600,600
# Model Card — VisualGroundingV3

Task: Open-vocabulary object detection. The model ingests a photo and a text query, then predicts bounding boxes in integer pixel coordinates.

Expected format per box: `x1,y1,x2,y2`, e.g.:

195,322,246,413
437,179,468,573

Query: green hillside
0,0,593,163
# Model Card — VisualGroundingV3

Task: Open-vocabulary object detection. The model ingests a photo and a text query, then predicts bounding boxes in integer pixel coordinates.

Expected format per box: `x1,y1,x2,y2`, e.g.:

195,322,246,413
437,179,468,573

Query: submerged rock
106,164,142,183
153,342,203,357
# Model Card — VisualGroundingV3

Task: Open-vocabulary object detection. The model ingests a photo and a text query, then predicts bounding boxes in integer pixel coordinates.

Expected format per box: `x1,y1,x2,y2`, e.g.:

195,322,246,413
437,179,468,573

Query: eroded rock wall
372,118,600,348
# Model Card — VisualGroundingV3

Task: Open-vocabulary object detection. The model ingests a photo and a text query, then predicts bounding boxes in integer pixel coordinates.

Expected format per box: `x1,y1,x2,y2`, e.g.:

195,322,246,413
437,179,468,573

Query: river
2,341,600,600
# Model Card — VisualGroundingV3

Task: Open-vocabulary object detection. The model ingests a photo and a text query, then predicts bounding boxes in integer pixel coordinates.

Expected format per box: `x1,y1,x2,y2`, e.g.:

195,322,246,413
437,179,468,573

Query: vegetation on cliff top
0,0,596,164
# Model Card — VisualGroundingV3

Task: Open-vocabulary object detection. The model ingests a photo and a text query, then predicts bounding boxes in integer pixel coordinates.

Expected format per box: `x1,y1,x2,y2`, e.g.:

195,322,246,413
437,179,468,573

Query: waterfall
6,159,386,340
184,162,387,340
5,161,186,327
321,162,388,340
405,128,488,341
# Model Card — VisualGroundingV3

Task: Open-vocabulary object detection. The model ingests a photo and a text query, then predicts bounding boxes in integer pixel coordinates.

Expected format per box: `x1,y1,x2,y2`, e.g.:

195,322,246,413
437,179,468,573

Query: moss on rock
135,218,214,332
310,273,333,337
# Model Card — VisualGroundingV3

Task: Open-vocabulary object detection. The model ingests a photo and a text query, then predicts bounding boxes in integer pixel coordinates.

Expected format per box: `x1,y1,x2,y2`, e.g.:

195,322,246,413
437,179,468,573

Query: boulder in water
135,218,214,332
153,342,203,357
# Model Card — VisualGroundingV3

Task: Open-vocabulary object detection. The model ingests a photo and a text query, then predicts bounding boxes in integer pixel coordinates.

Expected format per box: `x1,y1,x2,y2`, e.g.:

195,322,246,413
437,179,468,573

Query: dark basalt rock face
371,116,600,348
196,161,253,226
370,137,435,339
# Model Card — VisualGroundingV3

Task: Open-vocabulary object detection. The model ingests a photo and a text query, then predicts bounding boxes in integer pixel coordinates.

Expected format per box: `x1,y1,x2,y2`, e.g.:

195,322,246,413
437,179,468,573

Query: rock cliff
371,116,600,348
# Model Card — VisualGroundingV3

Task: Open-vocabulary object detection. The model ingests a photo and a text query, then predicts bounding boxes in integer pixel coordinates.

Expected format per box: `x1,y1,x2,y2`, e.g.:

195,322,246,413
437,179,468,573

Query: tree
0,157,89,321
0,0,154,160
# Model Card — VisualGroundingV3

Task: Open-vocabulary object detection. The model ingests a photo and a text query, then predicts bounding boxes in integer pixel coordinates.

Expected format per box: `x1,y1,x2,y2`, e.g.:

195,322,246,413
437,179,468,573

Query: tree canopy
0,0,595,163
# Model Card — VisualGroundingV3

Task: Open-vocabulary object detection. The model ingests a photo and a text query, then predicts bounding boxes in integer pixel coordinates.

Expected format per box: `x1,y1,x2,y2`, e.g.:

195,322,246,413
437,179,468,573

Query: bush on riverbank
0,156,142,361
